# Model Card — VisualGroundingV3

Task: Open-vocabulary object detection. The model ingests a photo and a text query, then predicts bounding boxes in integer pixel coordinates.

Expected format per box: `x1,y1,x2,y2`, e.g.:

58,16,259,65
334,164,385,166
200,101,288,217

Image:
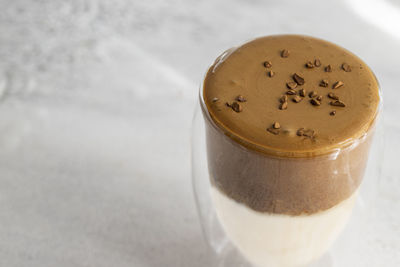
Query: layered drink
201,35,380,267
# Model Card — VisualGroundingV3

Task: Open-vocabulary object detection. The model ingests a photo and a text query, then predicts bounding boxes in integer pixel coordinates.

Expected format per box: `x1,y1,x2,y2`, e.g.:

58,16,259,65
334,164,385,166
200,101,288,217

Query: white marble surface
0,0,399,266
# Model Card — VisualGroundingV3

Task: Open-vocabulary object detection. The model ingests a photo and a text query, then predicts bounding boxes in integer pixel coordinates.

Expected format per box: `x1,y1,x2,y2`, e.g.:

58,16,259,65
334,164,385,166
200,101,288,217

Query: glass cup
191,66,383,267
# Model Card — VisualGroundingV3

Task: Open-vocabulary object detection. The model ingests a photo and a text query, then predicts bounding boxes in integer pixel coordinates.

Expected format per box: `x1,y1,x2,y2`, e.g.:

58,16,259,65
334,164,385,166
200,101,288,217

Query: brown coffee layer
204,115,373,215
203,35,379,158
202,35,379,215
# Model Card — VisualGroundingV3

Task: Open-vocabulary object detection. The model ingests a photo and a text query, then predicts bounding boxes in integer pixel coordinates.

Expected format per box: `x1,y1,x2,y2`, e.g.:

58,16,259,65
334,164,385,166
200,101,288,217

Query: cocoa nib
293,73,305,85
332,81,344,89
231,102,243,112
297,128,315,138
328,92,339,100
292,95,302,103
305,61,314,68
236,95,247,102
319,79,328,87
281,49,289,58
342,63,351,72
310,98,321,106
273,122,281,129
263,61,272,68
309,91,317,98
325,65,332,72
297,128,304,136
287,82,297,89
330,100,346,107
303,129,315,138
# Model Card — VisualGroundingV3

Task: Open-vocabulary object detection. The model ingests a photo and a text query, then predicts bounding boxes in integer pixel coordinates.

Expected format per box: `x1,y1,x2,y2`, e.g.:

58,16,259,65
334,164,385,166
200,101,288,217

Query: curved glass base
213,244,334,267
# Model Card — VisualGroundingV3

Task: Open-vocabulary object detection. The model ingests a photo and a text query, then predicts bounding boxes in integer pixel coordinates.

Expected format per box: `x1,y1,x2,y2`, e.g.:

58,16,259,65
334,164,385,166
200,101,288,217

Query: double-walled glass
192,74,383,267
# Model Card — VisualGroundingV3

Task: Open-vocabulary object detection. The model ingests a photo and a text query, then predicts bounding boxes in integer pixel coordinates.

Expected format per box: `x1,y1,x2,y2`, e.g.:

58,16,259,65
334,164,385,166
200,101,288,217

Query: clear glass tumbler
191,78,383,267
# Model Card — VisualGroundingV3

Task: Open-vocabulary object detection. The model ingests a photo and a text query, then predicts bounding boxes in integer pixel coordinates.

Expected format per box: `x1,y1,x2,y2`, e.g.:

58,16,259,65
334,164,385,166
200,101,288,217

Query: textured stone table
0,0,398,266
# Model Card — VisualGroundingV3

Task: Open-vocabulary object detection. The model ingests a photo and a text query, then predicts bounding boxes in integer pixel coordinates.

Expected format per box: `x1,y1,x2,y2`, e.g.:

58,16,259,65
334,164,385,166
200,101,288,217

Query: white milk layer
211,187,357,267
